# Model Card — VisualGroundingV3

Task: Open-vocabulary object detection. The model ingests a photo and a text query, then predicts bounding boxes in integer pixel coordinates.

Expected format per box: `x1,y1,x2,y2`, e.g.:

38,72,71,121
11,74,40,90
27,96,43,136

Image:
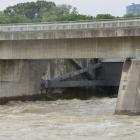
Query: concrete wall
1,26,140,40
116,59,140,115
0,19,140,40
0,37,139,59
0,59,122,98
0,60,46,97
0,59,91,97
0,20,140,59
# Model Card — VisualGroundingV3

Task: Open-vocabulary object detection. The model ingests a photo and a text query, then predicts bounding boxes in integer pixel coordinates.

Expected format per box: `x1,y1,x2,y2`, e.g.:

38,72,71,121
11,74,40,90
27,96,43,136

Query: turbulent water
0,98,139,140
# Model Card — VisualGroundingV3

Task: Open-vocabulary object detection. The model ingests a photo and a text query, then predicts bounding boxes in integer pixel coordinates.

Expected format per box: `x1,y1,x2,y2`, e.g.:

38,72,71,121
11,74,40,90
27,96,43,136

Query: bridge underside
0,59,123,99
0,36,139,59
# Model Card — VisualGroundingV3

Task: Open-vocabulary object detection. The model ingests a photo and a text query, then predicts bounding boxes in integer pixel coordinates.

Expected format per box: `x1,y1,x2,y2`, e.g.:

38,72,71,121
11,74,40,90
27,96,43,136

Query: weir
1,19,140,115
0,59,122,102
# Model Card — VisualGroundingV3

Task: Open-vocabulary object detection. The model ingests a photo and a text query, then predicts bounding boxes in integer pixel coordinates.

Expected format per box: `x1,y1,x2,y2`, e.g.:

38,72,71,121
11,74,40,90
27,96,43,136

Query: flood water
0,98,139,140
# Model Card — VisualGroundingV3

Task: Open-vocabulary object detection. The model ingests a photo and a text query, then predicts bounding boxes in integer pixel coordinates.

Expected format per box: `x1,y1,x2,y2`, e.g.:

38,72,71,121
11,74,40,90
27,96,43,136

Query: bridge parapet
0,19,139,59
0,19,140,40
0,19,140,32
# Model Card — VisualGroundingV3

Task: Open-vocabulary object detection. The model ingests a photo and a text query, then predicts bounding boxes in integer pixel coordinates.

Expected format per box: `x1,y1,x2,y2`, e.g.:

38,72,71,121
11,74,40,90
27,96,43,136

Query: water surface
0,98,139,140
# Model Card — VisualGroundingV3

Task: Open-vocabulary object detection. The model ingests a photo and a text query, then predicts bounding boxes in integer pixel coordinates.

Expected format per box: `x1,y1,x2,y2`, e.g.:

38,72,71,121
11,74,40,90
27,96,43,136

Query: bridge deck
0,19,140,59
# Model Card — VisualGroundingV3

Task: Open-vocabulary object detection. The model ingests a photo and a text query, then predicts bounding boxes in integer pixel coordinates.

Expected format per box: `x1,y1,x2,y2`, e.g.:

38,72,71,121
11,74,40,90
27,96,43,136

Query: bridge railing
0,18,140,32
1,17,140,26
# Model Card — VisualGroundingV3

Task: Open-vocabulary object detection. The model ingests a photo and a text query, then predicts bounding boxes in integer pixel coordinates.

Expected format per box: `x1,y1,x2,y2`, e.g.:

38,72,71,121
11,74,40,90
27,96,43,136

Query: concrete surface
0,19,140,40
115,59,140,115
0,19,140,59
0,59,92,97
0,37,139,59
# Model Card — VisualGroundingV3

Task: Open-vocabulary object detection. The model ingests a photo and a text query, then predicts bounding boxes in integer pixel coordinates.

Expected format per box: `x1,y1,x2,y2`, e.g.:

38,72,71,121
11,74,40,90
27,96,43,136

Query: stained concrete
0,19,140,40
0,59,91,98
0,20,138,105
0,37,138,59
0,20,140,59
115,59,140,115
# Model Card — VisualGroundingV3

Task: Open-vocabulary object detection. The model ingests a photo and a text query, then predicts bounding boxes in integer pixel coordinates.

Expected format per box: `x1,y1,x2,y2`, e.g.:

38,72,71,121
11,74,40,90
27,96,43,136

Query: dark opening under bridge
41,60,121,90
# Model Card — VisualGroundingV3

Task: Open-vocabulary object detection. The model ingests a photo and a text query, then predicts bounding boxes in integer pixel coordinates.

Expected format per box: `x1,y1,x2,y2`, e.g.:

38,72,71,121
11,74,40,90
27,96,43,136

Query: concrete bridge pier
115,58,140,115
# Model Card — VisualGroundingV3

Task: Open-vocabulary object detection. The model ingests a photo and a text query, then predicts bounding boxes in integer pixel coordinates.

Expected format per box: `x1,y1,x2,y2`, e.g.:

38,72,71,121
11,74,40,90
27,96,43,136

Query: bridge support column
115,59,140,115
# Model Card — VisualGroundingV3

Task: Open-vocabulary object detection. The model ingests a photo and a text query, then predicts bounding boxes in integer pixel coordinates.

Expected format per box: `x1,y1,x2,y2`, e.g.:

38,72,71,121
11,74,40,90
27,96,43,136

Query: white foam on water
0,98,139,140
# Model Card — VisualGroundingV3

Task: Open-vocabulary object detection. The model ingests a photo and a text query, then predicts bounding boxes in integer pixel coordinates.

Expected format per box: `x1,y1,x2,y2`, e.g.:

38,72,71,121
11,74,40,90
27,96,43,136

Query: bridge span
0,19,140,59
0,19,140,115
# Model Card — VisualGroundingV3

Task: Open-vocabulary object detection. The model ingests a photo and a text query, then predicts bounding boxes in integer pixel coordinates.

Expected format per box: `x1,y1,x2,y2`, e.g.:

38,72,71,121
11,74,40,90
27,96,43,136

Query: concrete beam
0,37,139,59
48,80,119,88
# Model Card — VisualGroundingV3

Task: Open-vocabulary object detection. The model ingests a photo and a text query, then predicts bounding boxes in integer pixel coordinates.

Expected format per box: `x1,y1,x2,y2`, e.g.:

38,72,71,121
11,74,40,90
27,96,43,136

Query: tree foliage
0,0,131,24
4,1,56,20
54,14,94,21
96,14,115,19
123,14,136,18
42,4,93,22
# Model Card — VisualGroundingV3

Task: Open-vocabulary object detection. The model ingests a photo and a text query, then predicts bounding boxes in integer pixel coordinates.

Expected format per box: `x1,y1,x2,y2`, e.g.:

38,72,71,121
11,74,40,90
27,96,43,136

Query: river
0,98,139,140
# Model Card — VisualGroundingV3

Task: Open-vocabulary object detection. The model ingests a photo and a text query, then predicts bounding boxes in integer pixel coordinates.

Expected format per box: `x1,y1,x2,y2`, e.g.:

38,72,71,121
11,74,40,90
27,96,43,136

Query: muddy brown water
0,98,139,140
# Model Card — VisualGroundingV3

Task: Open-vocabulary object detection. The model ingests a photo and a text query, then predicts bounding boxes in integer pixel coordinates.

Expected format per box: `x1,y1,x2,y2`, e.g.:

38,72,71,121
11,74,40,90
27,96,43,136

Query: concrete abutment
116,59,140,115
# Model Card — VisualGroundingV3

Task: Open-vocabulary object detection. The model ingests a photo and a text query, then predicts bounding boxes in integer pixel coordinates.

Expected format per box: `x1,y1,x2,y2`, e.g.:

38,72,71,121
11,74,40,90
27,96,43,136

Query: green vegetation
0,0,94,24
96,14,115,19
0,0,139,24
123,14,136,18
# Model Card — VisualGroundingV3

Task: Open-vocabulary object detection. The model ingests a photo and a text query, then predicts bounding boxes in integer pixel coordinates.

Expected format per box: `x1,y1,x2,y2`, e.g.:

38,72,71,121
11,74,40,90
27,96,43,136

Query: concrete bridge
0,19,140,59
1,19,140,115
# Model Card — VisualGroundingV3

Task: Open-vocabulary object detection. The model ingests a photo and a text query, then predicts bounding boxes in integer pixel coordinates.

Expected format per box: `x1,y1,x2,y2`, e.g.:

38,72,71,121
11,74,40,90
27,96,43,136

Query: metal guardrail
0,18,140,32
1,17,140,26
